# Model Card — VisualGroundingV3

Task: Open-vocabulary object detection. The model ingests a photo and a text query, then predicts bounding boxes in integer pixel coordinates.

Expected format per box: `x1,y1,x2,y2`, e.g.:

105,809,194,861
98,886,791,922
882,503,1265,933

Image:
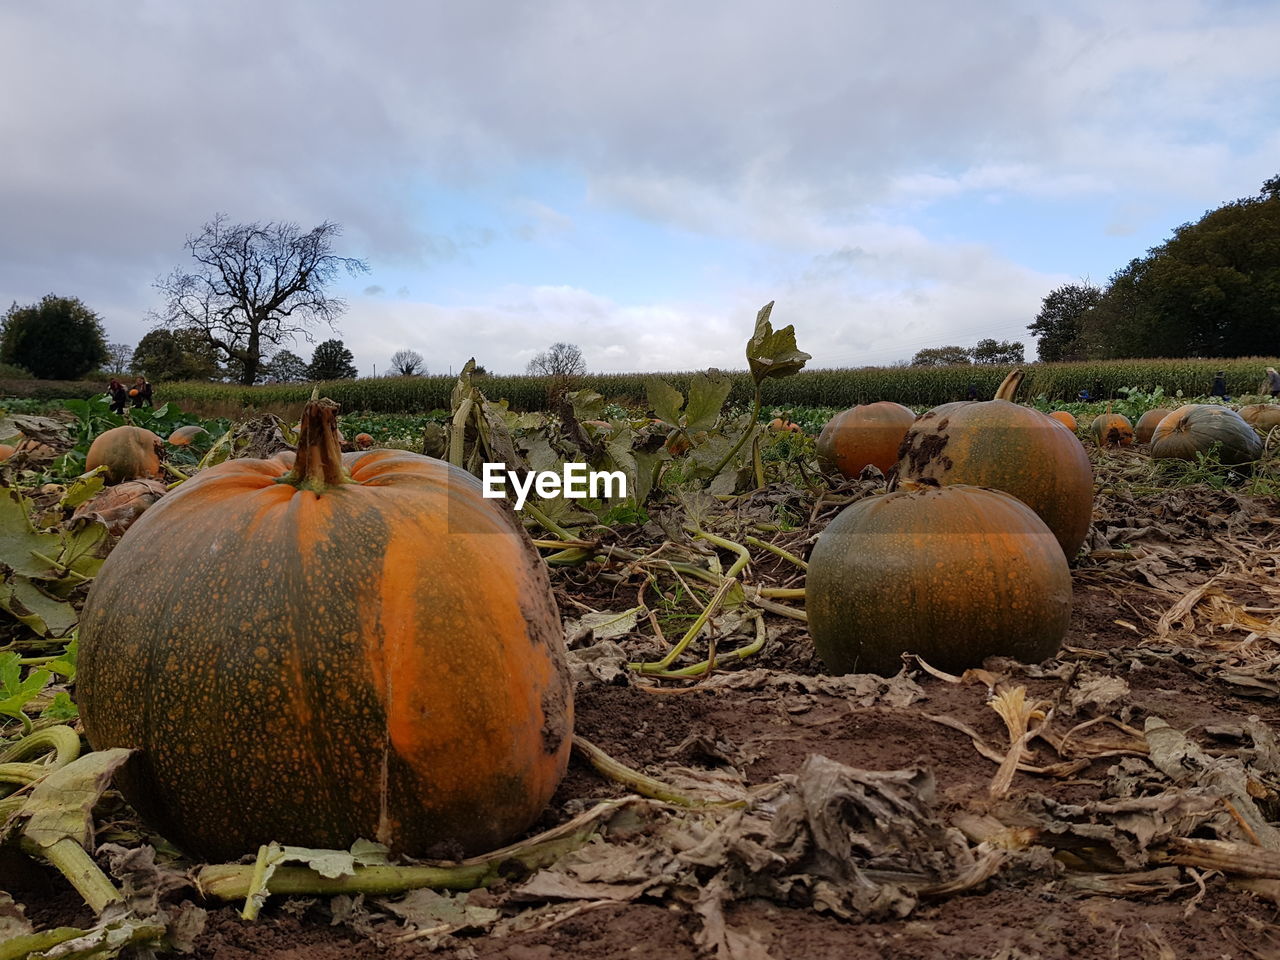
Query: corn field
140,357,1280,416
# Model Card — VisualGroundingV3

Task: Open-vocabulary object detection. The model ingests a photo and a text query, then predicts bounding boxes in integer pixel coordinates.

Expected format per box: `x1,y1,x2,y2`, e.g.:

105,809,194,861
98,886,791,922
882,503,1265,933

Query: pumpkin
1047,411,1077,432
768,418,802,433
129,388,139,397
1150,404,1263,466
354,432,375,449
1238,404,1280,432
168,425,207,446
896,372,1093,560
1090,413,1134,447
0,443,14,462
71,478,168,537
1133,408,1173,445
807,483,1071,676
85,426,164,483
816,402,916,478
77,397,572,862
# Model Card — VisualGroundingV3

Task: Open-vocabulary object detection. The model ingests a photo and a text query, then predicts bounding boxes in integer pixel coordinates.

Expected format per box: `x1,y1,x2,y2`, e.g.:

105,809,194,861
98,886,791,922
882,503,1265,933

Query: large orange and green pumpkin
77,398,573,862
1134,408,1173,444
895,371,1093,560
1150,404,1263,466
816,402,916,478
85,426,164,483
807,483,1072,676
1090,413,1134,448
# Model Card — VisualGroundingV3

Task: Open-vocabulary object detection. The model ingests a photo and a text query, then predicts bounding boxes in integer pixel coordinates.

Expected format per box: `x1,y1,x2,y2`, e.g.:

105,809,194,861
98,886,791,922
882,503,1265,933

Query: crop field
3,319,1280,959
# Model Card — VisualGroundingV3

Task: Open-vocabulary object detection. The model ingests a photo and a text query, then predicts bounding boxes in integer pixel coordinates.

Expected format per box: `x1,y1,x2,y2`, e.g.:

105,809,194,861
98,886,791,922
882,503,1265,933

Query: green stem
709,385,762,479
745,536,808,570
630,575,739,673
162,462,190,482
573,735,744,808
277,397,350,492
19,836,122,914
646,612,768,679
241,843,274,920
685,527,752,579
523,501,576,540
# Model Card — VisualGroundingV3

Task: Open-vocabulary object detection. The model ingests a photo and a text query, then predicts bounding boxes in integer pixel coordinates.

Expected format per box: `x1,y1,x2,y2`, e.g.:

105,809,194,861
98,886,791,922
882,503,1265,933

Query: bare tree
152,215,369,385
527,342,586,378
389,348,426,376
106,342,133,375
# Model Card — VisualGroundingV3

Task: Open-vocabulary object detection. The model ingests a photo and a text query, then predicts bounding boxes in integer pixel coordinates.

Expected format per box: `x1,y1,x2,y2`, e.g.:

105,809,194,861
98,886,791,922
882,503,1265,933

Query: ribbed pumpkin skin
816,402,916,478
85,426,164,483
896,397,1093,561
1239,404,1280,431
77,446,572,862
1090,414,1134,447
1150,404,1263,466
807,485,1072,677
1134,409,1173,444
1048,411,1077,432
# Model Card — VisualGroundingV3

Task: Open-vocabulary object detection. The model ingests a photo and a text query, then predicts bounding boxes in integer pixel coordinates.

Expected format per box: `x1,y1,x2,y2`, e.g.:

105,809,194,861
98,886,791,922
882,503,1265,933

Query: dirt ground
7,470,1280,960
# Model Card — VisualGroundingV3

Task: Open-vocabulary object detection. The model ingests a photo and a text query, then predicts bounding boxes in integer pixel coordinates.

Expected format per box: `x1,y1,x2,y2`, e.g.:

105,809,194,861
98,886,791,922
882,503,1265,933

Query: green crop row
107,356,1280,418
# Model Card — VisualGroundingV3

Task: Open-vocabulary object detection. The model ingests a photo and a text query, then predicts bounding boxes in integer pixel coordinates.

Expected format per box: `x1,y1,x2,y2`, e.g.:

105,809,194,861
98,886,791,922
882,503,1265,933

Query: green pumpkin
1150,404,1263,467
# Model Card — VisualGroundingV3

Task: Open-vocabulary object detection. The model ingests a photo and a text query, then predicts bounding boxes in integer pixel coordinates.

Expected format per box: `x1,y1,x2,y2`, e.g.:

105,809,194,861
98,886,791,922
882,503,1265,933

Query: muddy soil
6,482,1280,960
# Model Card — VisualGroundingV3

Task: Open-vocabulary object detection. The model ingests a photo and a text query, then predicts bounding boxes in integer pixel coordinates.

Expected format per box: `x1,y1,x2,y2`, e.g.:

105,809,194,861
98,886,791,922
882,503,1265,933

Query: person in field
1267,367,1280,397
1210,371,1230,402
131,376,154,408
107,378,128,415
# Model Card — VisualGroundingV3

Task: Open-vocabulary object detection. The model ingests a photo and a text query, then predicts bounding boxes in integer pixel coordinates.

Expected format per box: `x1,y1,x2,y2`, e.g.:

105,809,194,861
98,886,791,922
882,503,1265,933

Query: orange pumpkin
896,371,1094,561
1239,404,1280,432
768,417,802,433
129,388,139,397
807,483,1072,676
1134,408,1173,444
354,432,374,449
1047,411,1077,432
77,397,572,861
1090,413,1134,447
0,443,14,462
168,425,208,446
85,426,164,483
816,402,916,478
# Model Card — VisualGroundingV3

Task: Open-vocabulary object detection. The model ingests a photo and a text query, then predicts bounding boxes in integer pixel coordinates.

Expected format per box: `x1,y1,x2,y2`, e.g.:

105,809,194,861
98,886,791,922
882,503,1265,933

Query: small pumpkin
1090,413,1134,447
168,425,207,446
1238,404,1280,432
85,426,164,483
354,432,375,449
1133,408,1173,444
1150,404,1263,466
896,372,1094,560
1047,411,1077,432
0,443,14,462
807,483,1072,676
71,478,168,537
816,402,916,478
129,388,139,397
768,418,802,433
77,397,572,862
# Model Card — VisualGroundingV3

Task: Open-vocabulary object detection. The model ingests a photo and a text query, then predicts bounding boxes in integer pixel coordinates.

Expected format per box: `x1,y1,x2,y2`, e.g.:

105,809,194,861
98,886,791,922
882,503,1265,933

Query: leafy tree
527,342,586,377
1078,175,1280,359
910,345,971,366
971,338,1025,364
264,349,310,383
132,328,221,381
308,339,358,381
106,342,133,375
0,295,109,380
389,349,425,377
152,215,369,385
1027,282,1101,361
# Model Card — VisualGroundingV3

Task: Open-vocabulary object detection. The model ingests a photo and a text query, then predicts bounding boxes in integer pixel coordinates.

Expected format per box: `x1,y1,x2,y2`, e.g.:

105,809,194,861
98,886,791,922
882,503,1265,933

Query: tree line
1029,174,1280,361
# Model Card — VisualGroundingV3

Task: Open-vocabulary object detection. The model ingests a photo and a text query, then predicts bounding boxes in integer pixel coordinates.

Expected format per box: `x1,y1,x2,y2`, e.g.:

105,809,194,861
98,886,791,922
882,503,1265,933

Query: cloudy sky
3,1,1278,376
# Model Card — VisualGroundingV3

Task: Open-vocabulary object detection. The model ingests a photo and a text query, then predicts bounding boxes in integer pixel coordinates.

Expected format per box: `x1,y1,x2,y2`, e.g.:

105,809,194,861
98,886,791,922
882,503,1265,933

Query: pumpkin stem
993,369,1024,402
278,397,349,492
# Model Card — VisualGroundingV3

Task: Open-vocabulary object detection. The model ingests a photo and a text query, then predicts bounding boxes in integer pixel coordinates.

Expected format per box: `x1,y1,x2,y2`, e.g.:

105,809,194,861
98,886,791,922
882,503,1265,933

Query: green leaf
745,301,811,384
21,747,135,850
49,635,78,681
62,468,108,509
58,518,108,579
568,389,606,423
0,578,80,638
0,489,63,579
41,691,79,721
644,378,685,427
683,372,732,432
